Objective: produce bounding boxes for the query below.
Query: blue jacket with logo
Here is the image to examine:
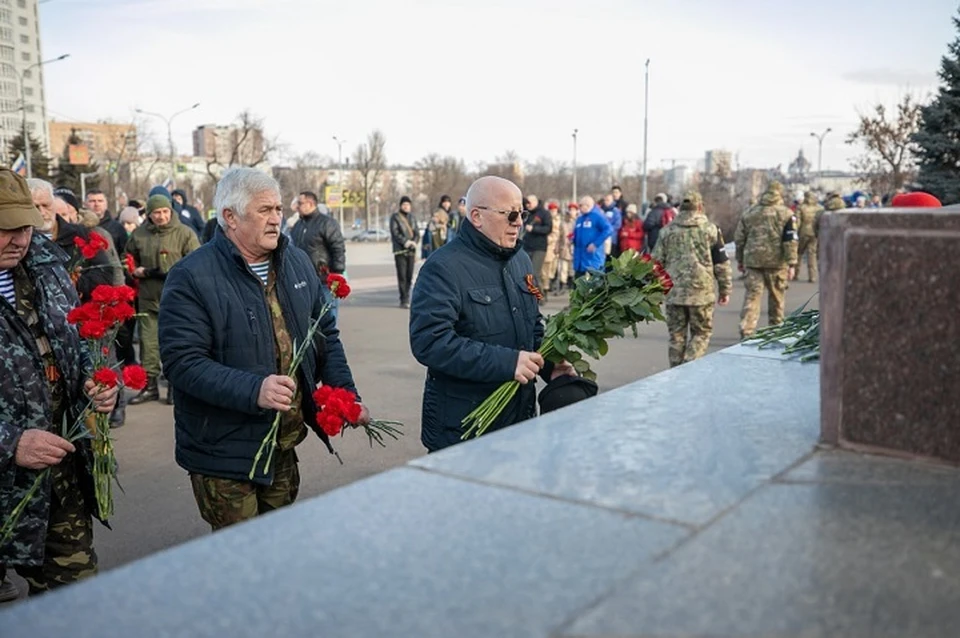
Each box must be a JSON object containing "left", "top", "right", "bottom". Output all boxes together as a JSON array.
[
  {"left": 409, "top": 222, "right": 547, "bottom": 452},
  {"left": 573, "top": 206, "right": 613, "bottom": 273},
  {"left": 159, "top": 231, "right": 358, "bottom": 485}
]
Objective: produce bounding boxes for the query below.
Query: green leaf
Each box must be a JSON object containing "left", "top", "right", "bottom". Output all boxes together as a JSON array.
[
  {"left": 565, "top": 350, "right": 582, "bottom": 362},
  {"left": 598, "top": 339, "right": 609, "bottom": 356},
  {"left": 553, "top": 339, "right": 569, "bottom": 356},
  {"left": 573, "top": 359, "right": 591, "bottom": 373},
  {"left": 607, "top": 273, "right": 626, "bottom": 288},
  {"left": 573, "top": 320, "right": 595, "bottom": 332},
  {"left": 582, "top": 369, "right": 598, "bottom": 382}
]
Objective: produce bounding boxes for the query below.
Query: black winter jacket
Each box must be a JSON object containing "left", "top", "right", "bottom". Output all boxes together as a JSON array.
[
  {"left": 289, "top": 210, "right": 346, "bottom": 274},
  {"left": 522, "top": 205, "right": 552, "bottom": 252},
  {"left": 390, "top": 211, "right": 419, "bottom": 255},
  {"left": 410, "top": 221, "right": 546, "bottom": 452},
  {"left": 97, "top": 212, "right": 128, "bottom": 254},
  {"left": 158, "top": 231, "right": 358, "bottom": 485}
]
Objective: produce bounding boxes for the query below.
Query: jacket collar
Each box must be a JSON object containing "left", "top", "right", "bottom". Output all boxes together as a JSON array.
[
  {"left": 24, "top": 232, "right": 69, "bottom": 269},
  {"left": 459, "top": 216, "right": 522, "bottom": 262}
]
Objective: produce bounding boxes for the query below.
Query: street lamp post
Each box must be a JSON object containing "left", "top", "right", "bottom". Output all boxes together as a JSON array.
[
  {"left": 641, "top": 58, "right": 651, "bottom": 212},
  {"left": 332, "top": 136, "right": 346, "bottom": 228},
  {"left": 136, "top": 103, "right": 200, "bottom": 188},
  {"left": 572, "top": 128, "right": 578, "bottom": 204},
  {"left": 3, "top": 54, "right": 70, "bottom": 178},
  {"left": 810, "top": 128, "right": 832, "bottom": 185}
]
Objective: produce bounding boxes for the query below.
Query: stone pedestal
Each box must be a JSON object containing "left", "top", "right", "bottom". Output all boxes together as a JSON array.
[{"left": 820, "top": 208, "right": 960, "bottom": 462}]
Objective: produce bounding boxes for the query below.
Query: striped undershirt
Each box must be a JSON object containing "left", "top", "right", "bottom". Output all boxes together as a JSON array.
[
  {"left": 249, "top": 261, "right": 270, "bottom": 286},
  {"left": 0, "top": 269, "right": 14, "bottom": 306}
]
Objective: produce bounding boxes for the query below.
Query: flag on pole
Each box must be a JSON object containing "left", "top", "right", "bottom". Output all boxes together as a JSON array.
[{"left": 11, "top": 154, "right": 26, "bottom": 176}]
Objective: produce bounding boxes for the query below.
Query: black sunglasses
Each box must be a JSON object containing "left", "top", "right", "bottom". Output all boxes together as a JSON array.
[{"left": 474, "top": 205, "right": 529, "bottom": 223}]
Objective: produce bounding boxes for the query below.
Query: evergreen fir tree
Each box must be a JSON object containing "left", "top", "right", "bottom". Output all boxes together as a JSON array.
[
  {"left": 54, "top": 129, "right": 100, "bottom": 194},
  {"left": 913, "top": 12, "right": 960, "bottom": 204},
  {"left": 6, "top": 132, "right": 52, "bottom": 179}
]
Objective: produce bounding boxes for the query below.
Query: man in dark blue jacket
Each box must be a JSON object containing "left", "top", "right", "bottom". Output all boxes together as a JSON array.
[
  {"left": 410, "top": 176, "right": 574, "bottom": 452},
  {"left": 159, "top": 167, "right": 369, "bottom": 531}
]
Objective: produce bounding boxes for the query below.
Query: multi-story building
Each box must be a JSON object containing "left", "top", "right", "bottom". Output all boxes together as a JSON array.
[
  {"left": 0, "top": 0, "right": 51, "bottom": 161},
  {"left": 704, "top": 149, "right": 733, "bottom": 176},
  {"left": 48, "top": 120, "right": 137, "bottom": 164},
  {"left": 192, "top": 124, "right": 265, "bottom": 166}
]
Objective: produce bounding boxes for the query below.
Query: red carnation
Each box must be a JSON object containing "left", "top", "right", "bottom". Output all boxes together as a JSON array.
[
  {"left": 115, "top": 285, "right": 136, "bottom": 304},
  {"left": 92, "top": 367, "right": 119, "bottom": 388},
  {"left": 111, "top": 302, "right": 135, "bottom": 323},
  {"left": 344, "top": 401, "right": 362, "bottom": 424},
  {"left": 73, "top": 236, "right": 87, "bottom": 250},
  {"left": 79, "top": 320, "right": 111, "bottom": 340},
  {"left": 317, "top": 411, "right": 344, "bottom": 437},
  {"left": 122, "top": 365, "right": 148, "bottom": 391},
  {"left": 641, "top": 254, "right": 652, "bottom": 263},
  {"left": 91, "top": 285, "right": 116, "bottom": 304},
  {"left": 124, "top": 253, "right": 137, "bottom": 274},
  {"left": 326, "top": 274, "right": 351, "bottom": 299},
  {"left": 313, "top": 385, "right": 333, "bottom": 407},
  {"left": 102, "top": 346, "right": 109, "bottom": 355}
]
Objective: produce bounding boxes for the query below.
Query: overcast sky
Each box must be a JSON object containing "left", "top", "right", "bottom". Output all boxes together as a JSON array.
[{"left": 41, "top": 0, "right": 955, "bottom": 172}]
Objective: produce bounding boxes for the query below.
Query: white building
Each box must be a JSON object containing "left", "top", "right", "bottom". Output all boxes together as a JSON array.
[{"left": 0, "top": 0, "right": 51, "bottom": 162}]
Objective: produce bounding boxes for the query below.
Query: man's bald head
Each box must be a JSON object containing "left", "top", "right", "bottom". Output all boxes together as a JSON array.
[
  {"left": 464, "top": 176, "right": 524, "bottom": 249},
  {"left": 53, "top": 196, "right": 77, "bottom": 224},
  {"left": 524, "top": 194, "right": 539, "bottom": 210},
  {"left": 578, "top": 196, "right": 595, "bottom": 213}
]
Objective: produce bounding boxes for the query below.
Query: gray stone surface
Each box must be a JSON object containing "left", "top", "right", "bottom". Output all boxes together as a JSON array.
[
  {"left": 564, "top": 482, "right": 960, "bottom": 638},
  {"left": 0, "top": 467, "right": 686, "bottom": 638},
  {"left": 783, "top": 449, "right": 960, "bottom": 486},
  {"left": 414, "top": 351, "right": 820, "bottom": 526}
]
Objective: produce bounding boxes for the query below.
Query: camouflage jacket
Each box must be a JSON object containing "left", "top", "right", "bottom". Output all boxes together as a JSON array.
[
  {"left": 796, "top": 202, "right": 824, "bottom": 238},
  {"left": 0, "top": 234, "right": 97, "bottom": 566},
  {"left": 734, "top": 191, "right": 799, "bottom": 269},
  {"left": 652, "top": 212, "right": 733, "bottom": 306}
]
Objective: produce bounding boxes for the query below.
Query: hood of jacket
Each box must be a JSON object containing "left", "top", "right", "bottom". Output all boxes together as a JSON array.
[
  {"left": 674, "top": 211, "right": 707, "bottom": 227},
  {"left": 760, "top": 190, "right": 783, "bottom": 207}
]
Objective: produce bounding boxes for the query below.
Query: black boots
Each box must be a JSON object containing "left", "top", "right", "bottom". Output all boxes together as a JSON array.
[
  {"left": 129, "top": 376, "right": 159, "bottom": 405},
  {"left": 164, "top": 382, "right": 174, "bottom": 406}
]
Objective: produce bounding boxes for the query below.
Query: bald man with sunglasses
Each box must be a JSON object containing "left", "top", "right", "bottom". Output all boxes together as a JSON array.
[{"left": 409, "top": 176, "right": 575, "bottom": 452}]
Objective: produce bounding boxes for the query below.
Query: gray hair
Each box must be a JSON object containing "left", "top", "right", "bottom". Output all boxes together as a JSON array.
[
  {"left": 213, "top": 167, "right": 281, "bottom": 228},
  {"left": 26, "top": 178, "right": 54, "bottom": 198}
]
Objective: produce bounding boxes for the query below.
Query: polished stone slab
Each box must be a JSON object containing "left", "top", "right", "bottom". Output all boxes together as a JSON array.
[
  {"left": 0, "top": 468, "right": 686, "bottom": 638},
  {"left": 414, "top": 350, "right": 819, "bottom": 526},
  {"left": 819, "top": 209, "right": 960, "bottom": 460},
  {"left": 564, "top": 482, "right": 960, "bottom": 637},
  {"left": 783, "top": 449, "right": 960, "bottom": 486}
]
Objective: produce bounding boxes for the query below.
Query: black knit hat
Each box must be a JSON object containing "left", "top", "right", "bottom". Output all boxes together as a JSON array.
[
  {"left": 537, "top": 375, "right": 599, "bottom": 414},
  {"left": 53, "top": 187, "right": 81, "bottom": 214},
  {"left": 399, "top": 196, "right": 412, "bottom": 206}
]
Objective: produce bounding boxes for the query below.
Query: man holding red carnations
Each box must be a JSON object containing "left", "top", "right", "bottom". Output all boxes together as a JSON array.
[
  {"left": 159, "top": 168, "right": 369, "bottom": 531},
  {"left": 0, "top": 169, "right": 118, "bottom": 596}
]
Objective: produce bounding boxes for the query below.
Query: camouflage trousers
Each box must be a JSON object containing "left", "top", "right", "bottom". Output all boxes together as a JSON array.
[
  {"left": 665, "top": 303, "right": 715, "bottom": 367},
  {"left": 17, "top": 463, "right": 98, "bottom": 595},
  {"left": 797, "top": 236, "right": 818, "bottom": 282},
  {"left": 739, "top": 267, "right": 788, "bottom": 339},
  {"left": 189, "top": 448, "right": 300, "bottom": 531}
]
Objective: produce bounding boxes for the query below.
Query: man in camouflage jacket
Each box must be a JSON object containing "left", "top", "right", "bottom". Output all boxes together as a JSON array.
[
  {"left": 793, "top": 191, "right": 824, "bottom": 283},
  {"left": 734, "top": 182, "right": 799, "bottom": 339},
  {"left": 652, "top": 192, "right": 733, "bottom": 367},
  {"left": 0, "top": 168, "right": 118, "bottom": 596}
]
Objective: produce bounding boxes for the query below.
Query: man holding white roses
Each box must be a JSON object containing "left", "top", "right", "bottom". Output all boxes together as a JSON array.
[{"left": 159, "top": 168, "right": 369, "bottom": 531}]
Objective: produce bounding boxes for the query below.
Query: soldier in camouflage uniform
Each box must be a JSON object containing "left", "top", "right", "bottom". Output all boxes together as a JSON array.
[
  {"left": 818, "top": 193, "right": 847, "bottom": 230},
  {"left": 793, "top": 191, "right": 824, "bottom": 282},
  {"left": 734, "top": 182, "right": 799, "bottom": 339},
  {"left": 0, "top": 168, "right": 118, "bottom": 597},
  {"left": 652, "top": 192, "right": 733, "bottom": 367},
  {"left": 159, "top": 168, "right": 369, "bottom": 531}
]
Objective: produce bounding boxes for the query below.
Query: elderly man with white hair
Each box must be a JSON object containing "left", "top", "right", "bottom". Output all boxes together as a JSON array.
[{"left": 158, "top": 167, "right": 369, "bottom": 530}]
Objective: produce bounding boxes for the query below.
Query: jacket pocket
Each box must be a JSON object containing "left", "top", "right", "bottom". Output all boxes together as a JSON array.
[{"left": 465, "top": 286, "right": 507, "bottom": 337}]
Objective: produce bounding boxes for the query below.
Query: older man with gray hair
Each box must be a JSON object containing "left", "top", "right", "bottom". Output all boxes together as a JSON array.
[{"left": 158, "top": 167, "right": 368, "bottom": 530}]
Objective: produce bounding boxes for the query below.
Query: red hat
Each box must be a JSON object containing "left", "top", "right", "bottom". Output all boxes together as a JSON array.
[
  {"left": 891, "top": 192, "right": 941, "bottom": 208},
  {"left": 547, "top": 201, "right": 558, "bottom": 210},
  {"left": 567, "top": 202, "right": 579, "bottom": 210}
]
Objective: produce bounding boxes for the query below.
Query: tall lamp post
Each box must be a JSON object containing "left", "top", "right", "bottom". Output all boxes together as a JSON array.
[
  {"left": 2, "top": 53, "right": 70, "bottom": 178},
  {"left": 810, "top": 128, "right": 832, "bottom": 185},
  {"left": 572, "top": 128, "right": 578, "bottom": 204},
  {"left": 136, "top": 102, "right": 200, "bottom": 187},
  {"left": 332, "top": 136, "right": 346, "bottom": 228},
  {"left": 641, "top": 58, "right": 651, "bottom": 211}
]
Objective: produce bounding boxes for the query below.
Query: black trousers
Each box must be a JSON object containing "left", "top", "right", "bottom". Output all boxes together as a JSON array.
[{"left": 395, "top": 253, "right": 415, "bottom": 304}]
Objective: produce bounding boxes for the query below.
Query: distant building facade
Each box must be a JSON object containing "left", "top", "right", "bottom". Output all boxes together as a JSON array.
[{"left": 0, "top": 0, "right": 50, "bottom": 161}]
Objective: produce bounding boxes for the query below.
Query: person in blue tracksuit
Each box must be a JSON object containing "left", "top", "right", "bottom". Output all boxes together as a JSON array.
[{"left": 572, "top": 196, "right": 613, "bottom": 277}]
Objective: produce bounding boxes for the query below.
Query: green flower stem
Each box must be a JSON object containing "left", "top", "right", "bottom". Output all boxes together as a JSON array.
[{"left": 0, "top": 470, "right": 46, "bottom": 545}]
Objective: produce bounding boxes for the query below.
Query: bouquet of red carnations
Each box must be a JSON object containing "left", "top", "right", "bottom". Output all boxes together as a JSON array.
[
  {"left": 312, "top": 385, "right": 403, "bottom": 448},
  {"left": 66, "top": 284, "right": 149, "bottom": 518},
  {"left": 461, "top": 250, "right": 673, "bottom": 439}
]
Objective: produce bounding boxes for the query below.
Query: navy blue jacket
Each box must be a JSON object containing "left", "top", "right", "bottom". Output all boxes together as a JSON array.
[
  {"left": 158, "top": 231, "right": 358, "bottom": 485},
  {"left": 410, "top": 221, "right": 546, "bottom": 452}
]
